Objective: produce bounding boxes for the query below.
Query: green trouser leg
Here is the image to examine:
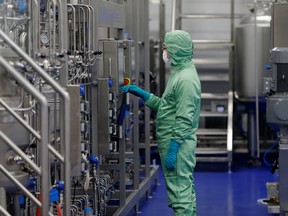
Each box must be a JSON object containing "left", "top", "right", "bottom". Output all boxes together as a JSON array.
[
  {"left": 159, "top": 139, "right": 197, "bottom": 216},
  {"left": 174, "top": 205, "right": 196, "bottom": 216},
  {"left": 172, "top": 179, "right": 197, "bottom": 216},
  {"left": 173, "top": 189, "right": 197, "bottom": 216}
]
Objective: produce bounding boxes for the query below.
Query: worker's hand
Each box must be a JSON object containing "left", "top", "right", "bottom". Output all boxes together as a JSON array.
[
  {"left": 120, "top": 85, "right": 151, "bottom": 101},
  {"left": 164, "top": 140, "right": 180, "bottom": 171}
]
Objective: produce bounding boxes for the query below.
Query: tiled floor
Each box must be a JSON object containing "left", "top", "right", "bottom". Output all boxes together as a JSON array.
[{"left": 130, "top": 161, "right": 277, "bottom": 216}]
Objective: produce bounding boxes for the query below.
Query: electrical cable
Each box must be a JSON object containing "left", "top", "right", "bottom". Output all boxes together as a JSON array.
[
  {"left": 263, "top": 136, "right": 279, "bottom": 167},
  {"left": 118, "top": 93, "right": 127, "bottom": 126}
]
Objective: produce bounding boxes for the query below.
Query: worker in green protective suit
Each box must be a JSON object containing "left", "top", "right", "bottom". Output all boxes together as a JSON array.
[{"left": 121, "top": 30, "right": 201, "bottom": 215}]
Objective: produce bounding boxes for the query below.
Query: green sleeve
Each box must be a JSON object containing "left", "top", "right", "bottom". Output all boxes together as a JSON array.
[
  {"left": 171, "top": 78, "right": 200, "bottom": 144},
  {"left": 144, "top": 94, "right": 161, "bottom": 111}
]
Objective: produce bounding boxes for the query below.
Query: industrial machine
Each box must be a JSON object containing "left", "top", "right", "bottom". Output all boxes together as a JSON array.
[
  {"left": 262, "top": 2, "right": 288, "bottom": 215},
  {"left": 0, "top": 0, "right": 159, "bottom": 216},
  {"left": 234, "top": 0, "right": 273, "bottom": 162},
  {"left": 265, "top": 47, "right": 288, "bottom": 216}
]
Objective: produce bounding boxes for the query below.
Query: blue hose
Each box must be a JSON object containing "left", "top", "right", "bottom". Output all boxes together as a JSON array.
[
  {"left": 118, "top": 94, "right": 127, "bottom": 126},
  {"left": 263, "top": 136, "right": 279, "bottom": 167}
]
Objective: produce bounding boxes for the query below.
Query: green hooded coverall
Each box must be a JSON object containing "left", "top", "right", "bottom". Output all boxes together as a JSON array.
[{"left": 145, "top": 30, "right": 201, "bottom": 215}]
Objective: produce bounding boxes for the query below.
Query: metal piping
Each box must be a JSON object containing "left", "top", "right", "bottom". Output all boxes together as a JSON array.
[
  {"left": 3, "top": 0, "right": 8, "bottom": 33},
  {"left": 78, "top": 7, "right": 82, "bottom": 50},
  {"left": 180, "top": 14, "right": 241, "bottom": 19},
  {"left": 48, "top": 144, "right": 65, "bottom": 163},
  {"left": 0, "top": 165, "right": 42, "bottom": 208},
  {"left": 84, "top": 5, "right": 91, "bottom": 57},
  {"left": 49, "top": 0, "right": 52, "bottom": 61},
  {"left": 227, "top": 91, "right": 233, "bottom": 171},
  {"left": 0, "top": 130, "right": 41, "bottom": 175},
  {"left": 0, "top": 31, "right": 70, "bottom": 142},
  {"left": 171, "top": 0, "right": 176, "bottom": 30},
  {"left": 0, "top": 56, "right": 48, "bottom": 214},
  {"left": 0, "top": 188, "right": 7, "bottom": 212},
  {"left": 0, "top": 30, "right": 71, "bottom": 216},
  {"left": 52, "top": 0, "right": 57, "bottom": 59},
  {"left": 27, "top": 0, "right": 32, "bottom": 56},
  {"left": 132, "top": 0, "right": 140, "bottom": 191},
  {"left": 31, "top": 0, "right": 40, "bottom": 56},
  {"left": 253, "top": 1, "right": 260, "bottom": 159},
  {"left": 0, "top": 17, "right": 29, "bottom": 21},
  {"left": 88, "top": 5, "right": 95, "bottom": 50},
  {"left": 0, "top": 205, "right": 11, "bottom": 216},
  {"left": 143, "top": 0, "right": 151, "bottom": 179},
  {"left": 57, "top": 0, "right": 64, "bottom": 51},
  {"left": 67, "top": 4, "right": 77, "bottom": 57},
  {"left": 80, "top": 7, "right": 86, "bottom": 54},
  {"left": 0, "top": 98, "right": 36, "bottom": 112}
]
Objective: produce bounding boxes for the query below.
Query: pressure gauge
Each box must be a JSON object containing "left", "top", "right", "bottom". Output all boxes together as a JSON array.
[{"left": 40, "top": 33, "right": 49, "bottom": 44}]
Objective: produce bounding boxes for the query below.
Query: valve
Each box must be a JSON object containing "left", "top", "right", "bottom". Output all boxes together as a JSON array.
[
  {"left": 56, "top": 180, "right": 65, "bottom": 192},
  {"left": 8, "top": 154, "right": 35, "bottom": 165},
  {"left": 124, "top": 78, "right": 131, "bottom": 86},
  {"left": 80, "top": 85, "right": 85, "bottom": 97},
  {"left": 84, "top": 207, "right": 92, "bottom": 216},
  {"left": 28, "top": 177, "right": 36, "bottom": 190},
  {"left": 88, "top": 155, "right": 99, "bottom": 167},
  {"left": 109, "top": 78, "right": 113, "bottom": 88},
  {"left": 55, "top": 52, "right": 65, "bottom": 58},
  {"left": 93, "top": 50, "right": 102, "bottom": 55},
  {"left": 36, "top": 53, "right": 46, "bottom": 58}
]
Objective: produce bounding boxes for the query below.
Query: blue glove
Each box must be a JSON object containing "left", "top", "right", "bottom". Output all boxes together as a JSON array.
[
  {"left": 120, "top": 85, "right": 151, "bottom": 101},
  {"left": 164, "top": 140, "right": 180, "bottom": 171}
]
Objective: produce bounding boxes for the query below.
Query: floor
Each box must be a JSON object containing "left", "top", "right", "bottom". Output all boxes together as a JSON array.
[{"left": 130, "top": 160, "right": 278, "bottom": 216}]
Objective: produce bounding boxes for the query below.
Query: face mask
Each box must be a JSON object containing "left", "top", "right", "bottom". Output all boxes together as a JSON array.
[{"left": 162, "top": 50, "right": 171, "bottom": 64}]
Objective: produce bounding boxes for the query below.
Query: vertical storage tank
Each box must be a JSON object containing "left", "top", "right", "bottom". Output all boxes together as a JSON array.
[
  {"left": 235, "top": 3, "right": 271, "bottom": 99},
  {"left": 0, "top": 67, "right": 30, "bottom": 191}
]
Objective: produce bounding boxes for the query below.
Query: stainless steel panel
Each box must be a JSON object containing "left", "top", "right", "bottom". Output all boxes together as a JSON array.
[
  {"left": 235, "top": 15, "right": 271, "bottom": 98},
  {"left": 124, "top": 0, "right": 133, "bottom": 35},
  {"left": 272, "top": 4, "right": 288, "bottom": 48},
  {"left": 123, "top": 40, "right": 135, "bottom": 81},
  {"left": 279, "top": 141, "right": 288, "bottom": 215},
  {"left": 97, "top": 79, "right": 110, "bottom": 155},
  {"left": 0, "top": 48, "right": 18, "bottom": 58},
  {"left": 0, "top": 67, "right": 20, "bottom": 97},
  {"left": 0, "top": 98, "right": 29, "bottom": 147},
  {"left": 97, "top": 0, "right": 125, "bottom": 29},
  {"left": 66, "top": 85, "right": 81, "bottom": 177},
  {"left": 103, "top": 41, "right": 124, "bottom": 93}
]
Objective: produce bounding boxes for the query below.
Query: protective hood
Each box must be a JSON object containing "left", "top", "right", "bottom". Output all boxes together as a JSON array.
[{"left": 164, "top": 30, "right": 194, "bottom": 68}]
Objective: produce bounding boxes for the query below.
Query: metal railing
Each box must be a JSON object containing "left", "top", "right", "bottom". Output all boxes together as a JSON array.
[
  {"left": 0, "top": 28, "right": 71, "bottom": 215},
  {"left": 0, "top": 56, "right": 50, "bottom": 216}
]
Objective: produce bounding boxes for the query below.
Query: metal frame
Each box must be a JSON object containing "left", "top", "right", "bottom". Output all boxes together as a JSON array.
[
  {"left": 112, "top": 166, "right": 159, "bottom": 216},
  {"left": 159, "top": 0, "right": 166, "bottom": 96}
]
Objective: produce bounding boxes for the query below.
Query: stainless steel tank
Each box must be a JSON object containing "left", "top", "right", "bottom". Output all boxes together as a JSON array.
[
  {"left": 0, "top": 67, "right": 30, "bottom": 191},
  {"left": 235, "top": 4, "right": 271, "bottom": 99}
]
